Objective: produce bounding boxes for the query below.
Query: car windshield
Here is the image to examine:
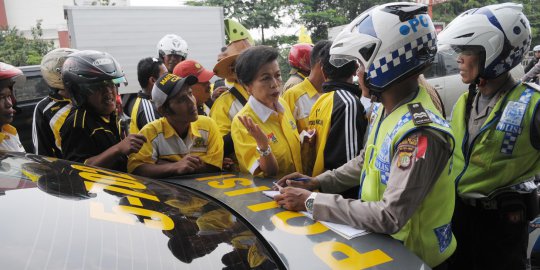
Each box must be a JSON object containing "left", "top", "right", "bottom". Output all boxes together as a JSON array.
[{"left": 0, "top": 152, "right": 279, "bottom": 269}]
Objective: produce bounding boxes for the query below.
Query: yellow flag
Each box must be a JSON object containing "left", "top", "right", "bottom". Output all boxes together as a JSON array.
[{"left": 298, "top": 25, "right": 312, "bottom": 44}]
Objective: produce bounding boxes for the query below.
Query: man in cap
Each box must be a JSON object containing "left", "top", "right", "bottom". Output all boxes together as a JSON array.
[
  {"left": 128, "top": 73, "right": 224, "bottom": 177},
  {"left": 173, "top": 59, "right": 214, "bottom": 116},
  {"left": 32, "top": 48, "right": 78, "bottom": 157}
]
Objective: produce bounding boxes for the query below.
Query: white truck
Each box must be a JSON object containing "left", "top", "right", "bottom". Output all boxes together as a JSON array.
[{"left": 64, "top": 5, "right": 225, "bottom": 94}]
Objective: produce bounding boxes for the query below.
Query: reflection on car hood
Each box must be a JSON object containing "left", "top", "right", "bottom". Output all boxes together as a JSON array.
[{"left": 0, "top": 152, "right": 278, "bottom": 269}]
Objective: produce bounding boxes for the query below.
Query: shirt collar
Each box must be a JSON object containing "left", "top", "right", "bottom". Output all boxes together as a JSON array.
[
  {"left": 0, "top": 124, "right": 17, "bottom": 142},
  {"left": 303, "top": 78, "right": 320, "bottom": 98},
  {"left": 162, "top": 117, "right": 200, "bottom": 139},
  {"left": 248, "top": 96, "right": 284, "bottom": 123}
]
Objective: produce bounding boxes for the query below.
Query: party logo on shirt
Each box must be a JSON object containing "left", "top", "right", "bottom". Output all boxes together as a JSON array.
[
  {"left": 191, "top": 137, "right": 208, "bottom": 153},
  {"left": 266, "top": 132, "right": 278, "bottom": 143}
]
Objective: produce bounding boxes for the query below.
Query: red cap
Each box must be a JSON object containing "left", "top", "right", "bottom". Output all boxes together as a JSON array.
[{"left": 173, "top": 59, "right": 214, "bottom": 83}]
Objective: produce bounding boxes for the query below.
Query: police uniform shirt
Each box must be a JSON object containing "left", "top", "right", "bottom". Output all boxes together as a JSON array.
[
  {"left": 307, "top": 81, "right": 367, "bottom": 176},
  {"left": 61, "top": 109, "right": 126, "bottom": 172},
  {"left": 231, "top": 96, "right": 302, "bottom": 177},
  {"left": 127, "top": 91, "right": 160, "bottom": 134},
  {"left": 127, "top": 116, "right": 223, "bottom": 173},
  {"left": 0, "top": 124, "right": 25, "bottom": 152},
  {"left": 282, "top": 78, "right": 320, "bottom": 132},
  {"left": 32, "top": 91, "right": 72, "bottom": 158},
  {"left": 466, "top": 78, "right": 540, "bottom": 150}
]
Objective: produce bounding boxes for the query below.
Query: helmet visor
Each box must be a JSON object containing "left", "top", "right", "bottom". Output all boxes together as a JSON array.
[{"left": 329, "top": 55, "right": 358, "bottom": 68}]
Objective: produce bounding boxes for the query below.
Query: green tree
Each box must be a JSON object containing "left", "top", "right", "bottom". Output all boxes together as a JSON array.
[
  {"left": 186, "top": 0, "right": 290, "bottom": 44},
  {"left": 0, "top": 20, "right": 54, "bottom": 66}
]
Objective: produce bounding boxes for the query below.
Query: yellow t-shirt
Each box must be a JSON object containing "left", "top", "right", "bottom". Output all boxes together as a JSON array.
[
  {"left": 282, "top": 78, "right": 320, "bottom": 133},
  {"left": 231, "top": 96, "right": 302, "bottom": 177},
  {"left": 127, "top": 116, "right": 223, "bottom": 173},
  {"left": 0, "top": 124, "right": 25, "bottom": 152},
  {"left": 209, "top": 82, "right": 249, "bottom": 137}
]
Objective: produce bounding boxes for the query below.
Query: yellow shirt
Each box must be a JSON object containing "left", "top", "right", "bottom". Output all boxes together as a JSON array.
[
  {"left": 127, "top": 116, "right": 223, "bottom": 173},
  {"left": 282, "top": 78, "right": 320, "bottom": 132},
  {"left": 209, "top": 82, "right": 249, "bottom": 137},
  {"left": 231, "top": 96, "right": 302, "bottom": 177},
  {"left": 0, "top": 124, "right": 25, "bottom": 152}
]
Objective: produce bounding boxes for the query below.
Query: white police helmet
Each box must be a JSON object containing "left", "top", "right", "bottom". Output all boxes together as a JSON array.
[
  {"left": 437, "top": 3, "right": 531, "bottom": 79},
  {"left": 157, "top": 34, "right": 189, "bottom": 59},
  {"left": 330, "top": 2, "right": 436, "bottom": 92}
]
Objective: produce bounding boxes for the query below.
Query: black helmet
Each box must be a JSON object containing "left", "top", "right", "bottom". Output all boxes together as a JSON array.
[{"left": 61, "top": 50, "right": 127, "bottom": 107}]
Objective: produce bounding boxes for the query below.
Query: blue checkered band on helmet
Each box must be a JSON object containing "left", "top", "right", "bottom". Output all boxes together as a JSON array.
[
  {"left": 487, "top": 36, "right": 531, "bottom": 78},
  {"left": 499, "top": 88, "right": 534, "bottom": 154},
  {"left": 369, "top": 32, "right": 435, "bottom": 88}
]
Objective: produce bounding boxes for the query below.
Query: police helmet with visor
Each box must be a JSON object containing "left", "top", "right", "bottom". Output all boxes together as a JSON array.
[
  {"left": 330, "top": 2, "right": 437, "bottom": 93},
  {"left": 157, "top": 34, "right": 189, "bottom": 60},
  {"left": 437, "top": 3, "right": 531, "bottom": 80}
]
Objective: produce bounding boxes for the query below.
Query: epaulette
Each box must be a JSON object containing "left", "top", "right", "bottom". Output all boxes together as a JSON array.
[
  {"left": 408, "top": 102, "right": 432, "bottom": 126},
  {"left": 524, "top": 82, "right": 540, "bottom": 92}
]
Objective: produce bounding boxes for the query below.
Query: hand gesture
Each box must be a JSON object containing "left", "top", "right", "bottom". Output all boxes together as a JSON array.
[
  {"left": 117, "top": 134, "right": 147, "bottom": 155},
  {"left": 238, "top": 115, "right": 268, "bottom": 148}
]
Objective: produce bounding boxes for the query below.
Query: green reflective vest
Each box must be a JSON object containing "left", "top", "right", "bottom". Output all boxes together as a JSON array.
[
  {"left": 360, "top": 86, "right": 456, "bottom": 267},
  {"left": 451, "top": 83, "right": 540, "bottom": 196}
]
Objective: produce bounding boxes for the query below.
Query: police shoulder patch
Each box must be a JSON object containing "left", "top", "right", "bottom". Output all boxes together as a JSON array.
[{"left": 408, "top": 103, "right": 432, "bottom": 126}]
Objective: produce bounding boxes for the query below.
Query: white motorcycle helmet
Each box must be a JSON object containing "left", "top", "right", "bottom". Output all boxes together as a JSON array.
[
  {"left": 330, "top": 2, "right": 436, "bottom": 92},
  {"left": 157, "top": 34, "right": 189, "bottom": 59},
  {"left": 40, "top": 48, "right": 79, "bottom": 90},
  {"left": 437, "top": 3, "right": 531, "bottom": 80}
]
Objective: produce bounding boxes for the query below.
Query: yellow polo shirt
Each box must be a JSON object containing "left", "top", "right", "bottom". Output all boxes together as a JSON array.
[
  {"left": 209, "top": 81, "right": 249, "bottom": 137},
  {"left": 231, "top": 96, "right": 302, "bottom": 177},
  {"left": 127, "top": 116, "right": 223, "bottom": 173},
  {"left": 282, "top": 78, "right": 320, "bottom": 132},
  {"left": 0, "top": 124, "right": 25, "bottom": 152}
]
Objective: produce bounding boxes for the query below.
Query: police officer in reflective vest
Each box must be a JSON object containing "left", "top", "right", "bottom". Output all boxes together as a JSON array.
[
  {"left": 274, "top": 3, "right": 456, "bottom": 268},
  {"left": 438, "top": 3, "right": 540, "bottom": 269}
]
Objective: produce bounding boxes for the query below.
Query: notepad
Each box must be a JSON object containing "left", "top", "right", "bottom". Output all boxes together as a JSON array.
[
  {"left": 301, "top": 211, "right": 370, "bottom": 240},
  {"left": 262, "top": 190, "right": 280, "bottom": 198}
]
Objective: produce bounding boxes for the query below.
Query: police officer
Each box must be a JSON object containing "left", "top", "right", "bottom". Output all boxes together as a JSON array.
[
  {"left": 274, "top": 3, "right": 456, "bottom": 268},
  {"left": 437, "top": 3, "right": 540, "bottom": 269},
  {"left": 32, "top": 48, "right": 78, "bottom": 157},
  {"left": 60, "top": 50, "right": 146, "bottom": 172}
]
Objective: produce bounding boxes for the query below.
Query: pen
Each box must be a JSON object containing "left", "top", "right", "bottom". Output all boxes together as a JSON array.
[
  {"left": 273, "top": 181, "right": 283, "bottom": 191},
  {"left": 291, "top": 177, "right": 310, "bottom": 182}
]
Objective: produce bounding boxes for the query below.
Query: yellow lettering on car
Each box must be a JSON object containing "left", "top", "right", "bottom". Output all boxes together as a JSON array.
[
  {"left": 208, "top": 177, "right": 252, "bottom": 189},
  {"left": 117, "top": 205, "right": 174, "bottom": 230},
  {"left": 71, "top": 164, "right": 135, "bottom": 180},
  {"left": 313, "top": 241, "right": 393, "bottom": 270},
  {"left": 225, "top": 186, "right": 270, "bottom": 196},
  {"left": 84, "top": 181, "right": 159, "bottom": 202},
  {"left": 89, "top": 201, "right": 134, "bottom": 225},
  {"left": 196, "top": 174, "right": 236, "bottom": 181},
  {"left": 80, "top": 173, "right": 147, "bottom": 189},
  {"left": 270, "top": 211, "right": 328, "bottom": 235}
]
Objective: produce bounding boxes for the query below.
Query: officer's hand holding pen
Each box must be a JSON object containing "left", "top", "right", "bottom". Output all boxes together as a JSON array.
[{"left": 273, "top": 172, "right": 320, "bottom": 191}]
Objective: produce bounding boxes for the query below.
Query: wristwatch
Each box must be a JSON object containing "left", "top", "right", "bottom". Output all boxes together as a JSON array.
[
  {"left": 256, "top": 145, "right": 272, "bottom": 156},
  {"left": 305, "top": 192, "right": 317, "bottom": 214}
]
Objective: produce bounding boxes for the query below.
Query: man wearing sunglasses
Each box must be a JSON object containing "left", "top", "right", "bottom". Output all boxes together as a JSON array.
[{"left": 60, "top": 50, "right": 146, "bottom": 172}]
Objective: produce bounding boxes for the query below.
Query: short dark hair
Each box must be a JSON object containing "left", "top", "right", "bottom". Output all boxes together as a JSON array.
[
  {"left": 320, "top": 42, "right": 357, "bottom": 81},
  {"left": 235, "top": 46, "right": 279, "bottom": 86},
  {"left": 137, "top": 57, "right": 164, "bottom": 89},
  {"left": 310, "top": 40, "right": 330, "bottom": 68}
]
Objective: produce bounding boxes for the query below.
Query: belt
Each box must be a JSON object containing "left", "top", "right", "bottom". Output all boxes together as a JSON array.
[{"left": 460, "top": 197, "right": 498, "bottom": 210}]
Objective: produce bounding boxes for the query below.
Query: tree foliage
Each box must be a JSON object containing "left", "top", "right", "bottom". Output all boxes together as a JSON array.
[{"left": 0, "top": 20, "right": 54, "bottom": 66}]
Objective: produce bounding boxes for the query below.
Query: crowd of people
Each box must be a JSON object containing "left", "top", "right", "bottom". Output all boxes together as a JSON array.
[{"left": 0, "top": 2, "right": 539, "bottom": 269}]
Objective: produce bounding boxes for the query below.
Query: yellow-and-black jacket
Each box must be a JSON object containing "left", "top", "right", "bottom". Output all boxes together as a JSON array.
[{"left": 308, "top": 81, "right": 367, "bottom": 176}]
